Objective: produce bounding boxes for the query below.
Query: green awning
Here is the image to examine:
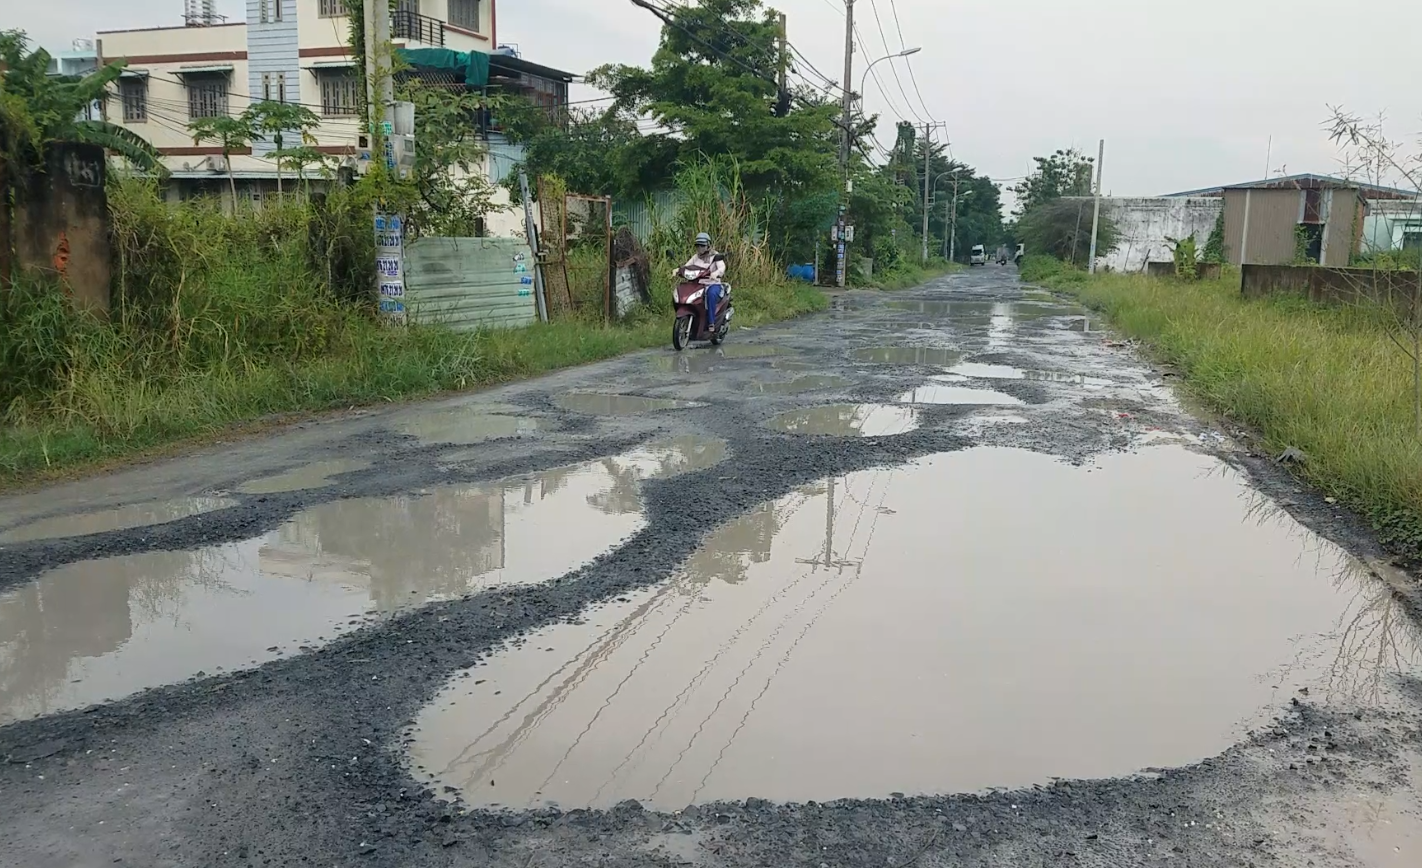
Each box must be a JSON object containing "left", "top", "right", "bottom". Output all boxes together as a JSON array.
[{"left": 396, "top": 47, "right": 489, "bottom": 88}]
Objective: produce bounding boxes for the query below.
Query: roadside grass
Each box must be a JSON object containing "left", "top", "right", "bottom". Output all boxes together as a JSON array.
[
  {"left": 867, "top": 260, "right": 963, "bottom": 290},
  {"left": 0, "top": 274, "right": 822, "bottom": 487},
  {"left": 1022, "top": 255, "right": 1422, "bottom": 558}
]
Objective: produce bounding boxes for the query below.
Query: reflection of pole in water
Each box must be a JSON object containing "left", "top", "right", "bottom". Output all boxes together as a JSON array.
[{"left": 824, "top": 476, "right": 834, "bottom": 568}]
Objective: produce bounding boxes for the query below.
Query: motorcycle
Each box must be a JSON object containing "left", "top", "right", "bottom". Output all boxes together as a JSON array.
[{"left": 671, "top": 255, "right": 733, "bottom": 351}]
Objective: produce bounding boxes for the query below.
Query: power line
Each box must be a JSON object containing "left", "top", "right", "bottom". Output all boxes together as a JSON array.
[
  {"left": 887, "top": 0, "right": 933, "bottom": 121},
  {"left": 864, "top": 0, "right": 923, "bottom": 123}
]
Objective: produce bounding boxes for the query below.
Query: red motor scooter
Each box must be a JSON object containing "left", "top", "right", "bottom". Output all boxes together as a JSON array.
[{"left": 671, "top": 254, "right": 733, "bottom": 351}]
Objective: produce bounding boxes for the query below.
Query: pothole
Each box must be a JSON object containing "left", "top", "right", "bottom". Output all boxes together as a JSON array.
[
  {"left": 852, "top": 347, "right": 962, "bottom": 366},
  {"left": 899, "top": 385, "right": 1024, "bottom": 406},
  {"left": 408, "top": 445, "right": 1421, "bottom": 810},
  {"left": 397, "top": 409, "right": 547, "bottom": 446},
  {"left": 0, "top": 449, "right": 670, "bottom": 724},
  {"left": 747, "top": 375, "right": 851, "bottom": 395},
  {"left": 237, "top": 459, "right": 372, "bottom": 495},
  {"left": 945, "top": 364, "right": 1112, "bottom": 387},
  {"left": 555, "top": 393, "right": 701, "bottom": 415},
  {"left": 650, "top": 346, "right": 787, "bottom": 374},
  {"left": 0, "top": 496, "right": 238, "bottom": 544},
  {"left": 765, "top": 404, "right": 920, "bottom": 437}
]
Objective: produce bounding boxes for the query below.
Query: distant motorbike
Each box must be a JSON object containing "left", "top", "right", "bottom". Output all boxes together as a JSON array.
[{"left": 672, "top": 256, "right": 733, "bottom": 351}]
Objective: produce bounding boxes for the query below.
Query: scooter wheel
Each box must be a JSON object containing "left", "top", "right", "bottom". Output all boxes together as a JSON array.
[{"left": 673, "top": 315, "right": 692, "bottom": 351}]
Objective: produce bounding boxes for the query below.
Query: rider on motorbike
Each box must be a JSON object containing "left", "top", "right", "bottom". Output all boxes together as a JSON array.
[{"left": 678, "top": 232, "right": 727, "bottom": 328}]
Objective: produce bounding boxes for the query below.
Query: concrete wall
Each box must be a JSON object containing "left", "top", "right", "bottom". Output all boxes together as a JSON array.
[
  {"left": 1097, "top": 197, "right": 1222, "bottom": 273},
  {"left": 1223, "top": 188, "right": 1301, "bottom": 265},
  {"left": 1241, "top": 264, "right": 1421, "bottom": 315},
  {"left": 1322, "top": 190, "right": 1364, "bottom": 267},
  {"left": 247, "top": 0, "right": 302, "bottom": 157},
  {"left": 12, "top": 143, "right": 112, "bottom": 312}
]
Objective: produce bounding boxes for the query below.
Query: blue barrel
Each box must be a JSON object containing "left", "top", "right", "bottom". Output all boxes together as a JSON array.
[{"left": 787, "top": 264, "right": 816, "bottom": 283}]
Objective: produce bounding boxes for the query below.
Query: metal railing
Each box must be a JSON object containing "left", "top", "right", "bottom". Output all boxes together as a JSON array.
[{"left": 392, "top": 10, "right": 444, "bottom": 47}]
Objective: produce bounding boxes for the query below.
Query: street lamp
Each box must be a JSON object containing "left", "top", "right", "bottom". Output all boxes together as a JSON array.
[
  {"left": 859, "top": 47, "right": 922, "bottom": 106},
  {"left": 931, "top": 168, "right": 969, "bottom": 262}
]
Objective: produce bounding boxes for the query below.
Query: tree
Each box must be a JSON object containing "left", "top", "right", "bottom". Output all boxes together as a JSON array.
[
  {"left": 187, "top": 115, "right": 252, "bottom": 205},
  {"left": 1010, "top": 147, "right": 1095, "bottom": 217},
  {"left": 586, "top": 0, "right": 840, "bottom": 261},
  {"left": 393, "top": 80, "right": 501, "bottom": 238},
  {"left": 241, "top": 100, "right": 321, "bottom": 197},
  {"left": 1017, "top": 197, "right": 1118, "bottom": 266},
  {"left": 0, "top": 30, "right": 164, "bottom": 177}
]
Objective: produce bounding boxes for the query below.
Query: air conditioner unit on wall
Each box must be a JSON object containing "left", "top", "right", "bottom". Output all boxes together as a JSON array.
[{"left": 210, "top": 155, "right": 228, "bottom": 173}]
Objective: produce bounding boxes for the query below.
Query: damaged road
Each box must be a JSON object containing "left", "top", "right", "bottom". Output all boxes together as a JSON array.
[{"left": 1, "top": 267, "right": 1420, "bottom": 867}]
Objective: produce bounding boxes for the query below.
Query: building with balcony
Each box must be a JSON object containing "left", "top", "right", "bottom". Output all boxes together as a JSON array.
[{"left": 96, "top": 0, "right": 571, "bottom": 233}]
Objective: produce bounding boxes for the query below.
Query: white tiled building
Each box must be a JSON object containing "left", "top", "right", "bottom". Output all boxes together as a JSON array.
[{"left": 97, "top": 1, "right": 570, "bottom": 233}]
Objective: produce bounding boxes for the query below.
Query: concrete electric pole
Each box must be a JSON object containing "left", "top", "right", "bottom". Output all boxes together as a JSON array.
[
  {"left": 836, "top": 0, "right": 855, "bottom": 288},
  {"left": 921, "top": 123, "right": 932, "bottom": 264},
  {"left": 1087, "top": 138, "right": 1105, "bottom": 274}
]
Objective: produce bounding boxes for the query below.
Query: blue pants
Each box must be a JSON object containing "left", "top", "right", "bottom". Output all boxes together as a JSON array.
[{"left": 706, "top": 283, "right": 724, "bottom": 328}]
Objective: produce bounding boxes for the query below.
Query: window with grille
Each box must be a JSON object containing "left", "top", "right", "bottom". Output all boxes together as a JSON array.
[
  {"left": 259, "top": 0, "right": 283, "bottom": 22},
  {"left": 319, "top": 71, "right": 360, "bottom": 117},
  {"left": 261, "top": 72, "right": 288, "bottom": 103},
  {"left": 119, "top": 79, "right": 147, "bottom": 123},
  {"left": 187, "top": 75, "right": 228, "bottom": 119},
  {"left": 318, "top": 0, "right": 347, "bottom": 16},
  {"left": 449, "top": 0, "right": 481, "bottom": 31}
]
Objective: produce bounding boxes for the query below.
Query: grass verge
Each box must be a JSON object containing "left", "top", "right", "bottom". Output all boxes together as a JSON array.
[
  {"left": 1022, "top": 255, "right": 1422, "bottom": 559},
  {"left": 866, "top": 260, "right": 963, "bottom": 291},
  {"left": 0, "top": 282, "right": 824, "bottom": 488}
]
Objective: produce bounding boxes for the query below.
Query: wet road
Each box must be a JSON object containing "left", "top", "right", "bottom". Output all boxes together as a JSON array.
[{"left": 2, "top": 267, "right": 1421, "bottom": 867}]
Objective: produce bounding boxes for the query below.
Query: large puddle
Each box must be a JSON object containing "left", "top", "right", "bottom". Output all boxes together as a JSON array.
[
  {"left": 765, "top": 404, "right": 920, "bottom": 437},
  {"left": 898, "top": 385, "right": 1024, "bottom": 406},
  {"left": 0, "top": 444, "right": 718, "bottom": 724},
  {"left": 398, "top": 410, "right": 546, "bottom": 446},
  {"left": 947, "top": 362, "right": 1112, "bottom": 387},
  {"left": 409, "top": 445, "right": 1422, "bottom": 810},
  {"left": 555, "top": 393, "right": 700, "bottom": 415},
  {"left": 650, "top": 345, "right": 786, "bottom": 374},
  {"left": 747, "top": 375, "right": 851, "bottom": 395},
  {"left": 852, "top": 347, "right": 962, "bottom": 366},
  {"left": 0, "top": 497, "right": 238, "bottom": 544},
  {"left": 238, "top": 459, "right": 372, "bottom": 495}
]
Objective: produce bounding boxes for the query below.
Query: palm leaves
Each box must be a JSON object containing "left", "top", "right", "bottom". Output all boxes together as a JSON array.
[{"left": 1, "top": 29, "right": 165, "bottom": 177}]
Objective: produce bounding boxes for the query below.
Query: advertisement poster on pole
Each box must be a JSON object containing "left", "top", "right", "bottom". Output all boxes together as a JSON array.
[{"left": 375, "top": 212, "right": 406, "bottom": 324}]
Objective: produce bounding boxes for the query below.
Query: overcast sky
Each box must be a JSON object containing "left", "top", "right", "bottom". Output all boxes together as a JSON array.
[{"left": 19, "top": 0, "right": 1422, "bottom": 199}]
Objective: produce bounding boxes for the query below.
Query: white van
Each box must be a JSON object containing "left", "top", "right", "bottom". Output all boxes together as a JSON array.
[{"left": 969, "top": 244, "right": 987, "bottom": 266}]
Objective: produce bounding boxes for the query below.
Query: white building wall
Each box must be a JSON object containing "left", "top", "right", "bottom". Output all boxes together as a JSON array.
[
  {"left": 1362, "top": 199, "right": 1422, "bottom": 253},
  {"left": 1096, "top": 197, "right": 1223, "bottom": 273}
]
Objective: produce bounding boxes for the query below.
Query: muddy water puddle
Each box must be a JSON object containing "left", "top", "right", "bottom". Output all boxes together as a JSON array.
[
  {"left": 238, "top": 459, "right": 372, "bottom": 495},
  {"left": 765, "top": 404, "right": 920, "bottom": 437},
  {"left": 398, "top": 409, "right": 546, "bottom": 446},
  {"left": 409, "top": 445, "right": 1422, "bottom": 810},
  {"left": 898, "top": 384, "right": 1024, "bottom": 406},
  {"left": 947, "top": 362, "right": 1112, "bottom": 387},
  {"left": 747, "top": 375, "right": 851, "bottom": 395},
  {"left": 852, "top": 347, "right": 962, "bottom": 366},
  {"left": 0, "top": 496, "right": 238, "bottom": 544},
  {"left": 0, "top": 446, "right": 698, "bottom": 724},
  {"left": 650, "top": 346, "right": 786, "bottom": 374},
  {"left": 555, "top": 393, "right": 700, "bottom": 415}
]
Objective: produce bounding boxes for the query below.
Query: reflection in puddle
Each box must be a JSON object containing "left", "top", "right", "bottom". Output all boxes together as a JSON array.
[
  {"left": 555, "top": 393, "right": 700, "bottom": 415},
  {"left": 765, "top": 404, "right": 920, "bottom": 437},
  {"left": 238, "top": 459, "right": 372, "bottom": 495},
  {"left": 0, "top": 450, "right": 665, "bottom": 723},
  {"left": 852, "top": 347, "right": 962, "bottom": 366},
  {"left": 0, "top": 497, "right": 238, "bottom": 544},
  {"left": 747, "top": 375, "right": 851, "bottom": 395},
  {"left": 650, "top": 346, "right": 786, "bottom": 375},
  {"left": 398, "top": 410, "right": 545, "bottom": 446},
  {"left": 899, "top": 385, "right": 1024, "bottom": 406},
  {"left": 410, "top": 446, "right": 1422, "bottom": 810},
  {"left": 945, "top": 364, "right": 1113, "bottom": 387}
]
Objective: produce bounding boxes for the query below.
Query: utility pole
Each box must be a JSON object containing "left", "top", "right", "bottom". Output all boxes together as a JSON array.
[
  {"left": 777, "top": 12, "right": 788, "bottom": 105},
  {"left": 367, "top": 0, "right": 406, "bottom": 324},
  {"left": 921, "top": 123, "right": 932, "bottom": 264},
  {"left": 948, "top": 174, "right": 961, "bottom": 263},
  {"left": 836, "top": 0, "right": 855, "bottom": 288},
  {"left": 1086, "top": 138, "right": 1105, "bottom": 274}
]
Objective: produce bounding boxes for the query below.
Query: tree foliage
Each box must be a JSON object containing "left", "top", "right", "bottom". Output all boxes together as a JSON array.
[
  {"left": 1016, "top": 197, "right": 1118, "bottom": 266},
  {"left": 0, "top": 30, "right": 165, "bottom": 180},
  {"left": 1010, "top": 147, "right": 1095, "bottom": 217}
]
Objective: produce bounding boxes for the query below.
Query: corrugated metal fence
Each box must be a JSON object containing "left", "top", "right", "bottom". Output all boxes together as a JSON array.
[
  {"left": 613, "top": 190, "right": 682, "bottom": 244},
  {"left": 403, "top": 237, "right": 538, "bottom": 331}
]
